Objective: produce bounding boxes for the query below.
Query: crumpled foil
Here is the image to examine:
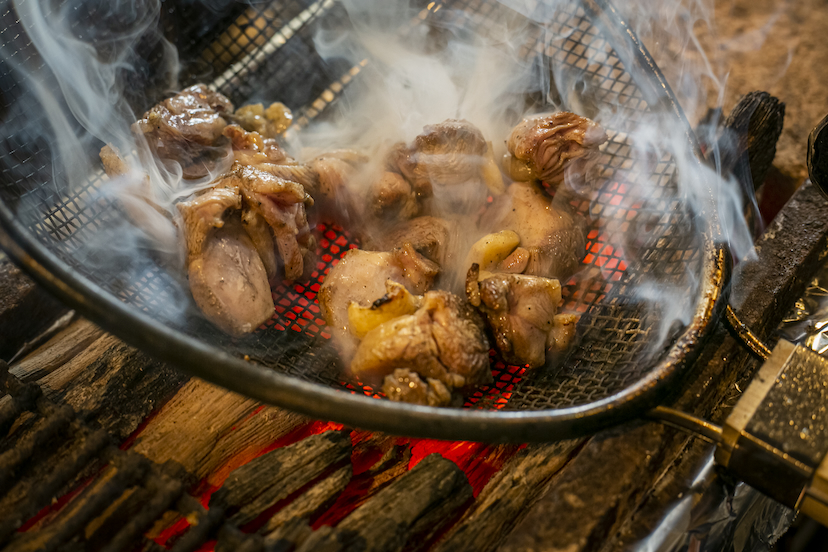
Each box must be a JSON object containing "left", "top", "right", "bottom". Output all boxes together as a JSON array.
[{"left": 633, "top": 257, "right": 828, "bottom": 551}]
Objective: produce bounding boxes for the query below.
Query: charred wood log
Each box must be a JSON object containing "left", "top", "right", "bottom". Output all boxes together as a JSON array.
[
  {"left": 722, "top": 91, "right": 785, "bottom": 192},
  {"left": 432, "top": 440, "right": 582, "bottom": 552},
  {"left": 261, "top": 465, "right": 352, "bottom": 536},
  {"left": 4, "top": 451, "right": 149, "bottom": 552},
  {"left": 702, "top": 91, "right": 785, "bottom": 238},
  {"left": 217, "top": 431, "right": 352, "bottom": 527},
  {"left": 0, "top": 259, "right": 66, "bottom": 362},
  {"left": 296, "top": 454, "right": 473, "bottom": 552}
]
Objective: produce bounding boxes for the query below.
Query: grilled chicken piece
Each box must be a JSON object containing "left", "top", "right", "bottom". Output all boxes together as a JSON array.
[
  {"left": 504, "top": 112, "right": 607, "bottom": 188},
  {"left": 318, "top": 248, "right": 439, "bottom": 359},
  {"left": 223, "top": 124, "right": 292, "bottom": 165},
  {"left": 241, "top": 207, "right": 278, "bottom": 282},
  {"left": 370, "top": 216, "right": 457, "bottom": 268},
  {"left": 223, "top": 124, "right": 319, "bottom": 191},
  {"left": 177, "top": 183, "right": 274, "bottom": 335},
  {"left": 234, "top": 163, "right": 314, "bottom": 281},
  {"left": 133, "top": 84, "right": 234, "bottom": 179},
  {"left": 351, "top": 290, "right": 491, "bottom": 397},
  {"left": 487, "top": 181, "right": 587, "bottom": 280},
  {"left": 382, "top": 368, "right": 453, "bottom": 407},
  {"left": 100, "top": 145, "right": 178, "bottom": 246},
  {"left": 368, "top": 171, "right": 420, "bottom": 220},
  {"left": 385, "top": 119, "right": 491, "bottom": 215},
  {"left": 466, "top": 264, "right": 565, "bottom": 368},
  {"left": 229, "top": 102, "right": 293, "bottom": 138}
]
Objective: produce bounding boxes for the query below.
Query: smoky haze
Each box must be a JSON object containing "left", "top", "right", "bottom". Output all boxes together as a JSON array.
[{"left": 0, "top": 0, "right": 787, "bottom": 358}]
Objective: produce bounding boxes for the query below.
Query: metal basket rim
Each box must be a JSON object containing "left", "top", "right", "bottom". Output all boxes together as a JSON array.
[{"left": 0, "top": 0, "right": 730, "bottom": 442}]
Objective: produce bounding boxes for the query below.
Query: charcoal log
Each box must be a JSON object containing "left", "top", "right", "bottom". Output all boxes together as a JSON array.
[
  {"left": 0, "top": 259, "right": 66, "bottom": 362},
  {"left": 216, "top": 430, "right": 352, "bottom": 527},
  {"left": 433, "top": 440, "right": 581, "bottom": 552},
  {"left": 296, "top": 454, "right": 472, "bottom": 552},
  {"left": 261, "top": 465, "right": 352, "bottom": 535}
]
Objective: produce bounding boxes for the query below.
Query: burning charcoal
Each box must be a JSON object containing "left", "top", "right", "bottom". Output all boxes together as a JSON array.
[
  {"left": 503, "top": 112, "right": 607, "bottom": 189},
  {"left": 215, "top": 431, "right": 352, "bottom": 527},
  {"left": 350, "top": 290, "right": 491, "bottom": 400},
  {"left": 433, "top": 441, "right": 580, "bottom": 552},
  {"left": 466, "top": 264, "right": 569, "bottom": 368},
  {"left": 485, "top": 181, "right": 587, "bottom": 281},
  {"left": 133, "top": 84, "right": 234, "bottom": 179},
  {"left": 295, "top": 454, "right": 472, "bottom": 552},
  {"left": 260, "top": 465, "right": 352, "bottom": 536},
  {"left": 177, "top": 183, "right": 275, "bottom": 336}
]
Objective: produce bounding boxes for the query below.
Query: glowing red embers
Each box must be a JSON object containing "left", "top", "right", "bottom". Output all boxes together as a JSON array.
[{"left": 264, "top": 223, "right": 357, "bottom": 339}]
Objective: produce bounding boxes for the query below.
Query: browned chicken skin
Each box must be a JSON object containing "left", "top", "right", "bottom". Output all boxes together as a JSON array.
[
  {"left": 133, "top": 84, "right": 234, "bottom": 179},
  {"left": 318, "top": 248, "right": 440, "bottom": 359},
  {"left": 234, "top": 163, "right": 314, "bottom": 281},
  {"left": 377, "top": 119, "right": 491, "bottom": 217},
  {"left": 504, "top": 112, "right": 607, "bottom": 188},
  {"left": 487, "top": 181, "right": 587, "bottom": 281},
  {"left": 466, "top": 264, "right": 565, "bottom": 368},
  {"left": 351, "top": 290, "right": 491, "bottom": 400},
  {"left": 382, "top": 368, "right": 453, "bottom": 407},
  {"left": 177, "top": 183, "right": 274, "bottom": 335},
  {"left": 369, "top": 216, "right": 457, "bottom": 268}
]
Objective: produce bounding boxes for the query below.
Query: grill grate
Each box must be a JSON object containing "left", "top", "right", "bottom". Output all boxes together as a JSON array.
[{"left": 0, "top": 0, "right": 713, "bottom": 434}]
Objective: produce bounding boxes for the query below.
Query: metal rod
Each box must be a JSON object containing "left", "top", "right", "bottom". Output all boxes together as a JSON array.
[
  {"left": 725, "top": 304, "right": 772, "bottom": 360},
  {"left": 649, "top": 406, "right": 723, "bottom": 444}
]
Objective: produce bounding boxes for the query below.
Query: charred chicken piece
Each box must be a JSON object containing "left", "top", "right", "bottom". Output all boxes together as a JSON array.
[
  {"left": 223, "top": 125, "right": 319, "bottom": 191},
  {"left": 467, "top": 264, "right": 570, "bottom": 368},
  {"left": 487, "top": 181, "right": 587, "bottom": 280},
  {"left": 384, "top": 119, "right": 491, "bottom": 215},
  {"left": 382, "top": 368, "right": 453, "bottom": 407},
  {"left": 504, "top": 112, "right": 607, "bottom": 188},
  {"left": 350, "top": 290, "right": 491, "bottom": 399},
  {"left": 133, "top": 84, "right": 234, "bottom": 179},
  {"left": 177, "top": 183, "right": 274, "bottom": 335},
  {"left": 370, "top": 216, "right": 457, "bottom": 268},
  {"left": 318, "top": 248, "right": 440, "bottom": 359},
  {"left": 234, "top": 163, "right": 314, "bottom": 281}
]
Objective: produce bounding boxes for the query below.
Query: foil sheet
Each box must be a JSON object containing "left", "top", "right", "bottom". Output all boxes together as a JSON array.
[{"left": 632, "top": 252, "right": 828, "bottom": 551}]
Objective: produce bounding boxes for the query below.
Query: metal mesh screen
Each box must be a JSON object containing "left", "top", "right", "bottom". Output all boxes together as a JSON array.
[{"left": 0, "top": 0, "right": 702, "bottom": 414}]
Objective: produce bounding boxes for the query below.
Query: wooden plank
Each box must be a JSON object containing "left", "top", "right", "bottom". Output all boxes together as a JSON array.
[
  {"left": 10, "top": 319, "right": 104, "bottom": 383},
  {"left": 130, "top": 379, "right": 305, "bottom": 481}
]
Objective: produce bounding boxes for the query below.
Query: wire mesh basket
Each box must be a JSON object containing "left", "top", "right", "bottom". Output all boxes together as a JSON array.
[{"left": 0, "top": 0, "right": 728, "bottom": 441}]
